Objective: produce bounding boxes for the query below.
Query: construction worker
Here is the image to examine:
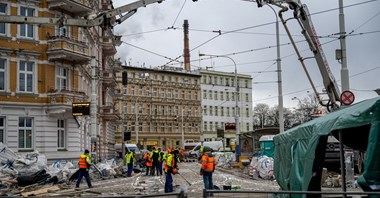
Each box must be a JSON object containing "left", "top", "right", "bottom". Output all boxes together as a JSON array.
[
  {"left": 125, "top": 149, "right": 136, "bottom": 177},
  {"left": 158, "top": 148, "right": 165, "bottom": 175},
  {"left": 163, "top": 148, "right": 176, "bottom": 193},
  {"left": 200, "top": 146, "right": 216, "bottom": 195},
  {"left": 143, "top": 149, "right": 152, "bottom": 176},
  {"left": 76, "top": 149, "right": 93, "bottom": 189},
  {"left": 150, "top": 147, "right": 160, "bottom": 176}
]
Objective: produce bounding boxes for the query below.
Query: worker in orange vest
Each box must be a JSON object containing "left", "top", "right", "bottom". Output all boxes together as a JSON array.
[
  {"left": 75, "top": 150, "right": 93, "bottom": 189},
  {"left": 144, "top": 149, "right": 153, "bottom": 176},
  {"left": 200, "top": 146, "right": 216, "bottom": 195}
]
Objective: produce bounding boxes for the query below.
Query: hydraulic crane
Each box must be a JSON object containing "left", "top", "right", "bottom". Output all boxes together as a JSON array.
[{"left": 255, "top": 0, "right": 342, "bottom": 111}]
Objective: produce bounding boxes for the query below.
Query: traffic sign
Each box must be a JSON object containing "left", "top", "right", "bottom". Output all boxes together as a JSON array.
[{"left": 340, "top": 91, "right": 355, "bottom": 105}]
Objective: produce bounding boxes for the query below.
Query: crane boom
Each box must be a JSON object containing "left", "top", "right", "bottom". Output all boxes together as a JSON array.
[
  {"left": 257, "top": 0, "right": 341, "bottom": 110},
  {"left": 0, "top": 0, "right": 163, "bottom": 28}
]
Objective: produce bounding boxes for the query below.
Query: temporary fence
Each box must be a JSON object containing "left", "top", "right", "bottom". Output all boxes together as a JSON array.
[{"left": 203, "top": 189, "right": 380, "bottom": 198}]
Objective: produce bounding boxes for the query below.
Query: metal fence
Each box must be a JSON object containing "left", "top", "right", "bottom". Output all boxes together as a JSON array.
[{"left": 203, "top": 189, "right": 380, "bottom": 198}]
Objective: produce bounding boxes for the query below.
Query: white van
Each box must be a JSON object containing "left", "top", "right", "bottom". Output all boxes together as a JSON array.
[
  {"left": 115, "top": 144, "right": 142, "bottom": 159},
  {"left": 188, "top": 141, "right": 223, "bottom": 158}
]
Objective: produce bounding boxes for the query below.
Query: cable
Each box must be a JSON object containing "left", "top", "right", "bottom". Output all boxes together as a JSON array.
[
  {"left": 311, "top": 0, "right": 380, "bottom": 16},
  {"left": 346, "top": 10, "right": 380, "bottom": 36},
  {"left": 171, "top": 0, "right": 188, "bottom": 28}
]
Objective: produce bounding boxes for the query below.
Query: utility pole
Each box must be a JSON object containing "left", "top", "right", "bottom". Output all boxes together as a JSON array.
[{"left": 339, "top": 0, "right": 350, "bottom": 93}]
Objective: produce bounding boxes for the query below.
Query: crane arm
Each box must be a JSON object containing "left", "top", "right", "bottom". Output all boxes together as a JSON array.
[
  {"left": 257, "top": 0, "right": 341, "bottom": 110},
  {"left": 0, "top": 0, "right": 163, "bottom": 28}
]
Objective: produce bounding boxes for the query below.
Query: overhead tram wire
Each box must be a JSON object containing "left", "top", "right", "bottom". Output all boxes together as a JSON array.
[
  {"left": 170, "top": 0, "right": 188, "bottom": 28},
  {"left": 254, "top": 66, "right": 380, "bottom": 102}
]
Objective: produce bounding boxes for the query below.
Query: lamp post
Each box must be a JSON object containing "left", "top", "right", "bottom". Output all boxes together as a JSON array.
[{"left": 199, "top": 53, "right": 240, "bottom": 162}]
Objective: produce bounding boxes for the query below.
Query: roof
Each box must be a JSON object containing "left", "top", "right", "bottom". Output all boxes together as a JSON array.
[{"left": 273, "top": 96, "right": 380, "bottom": 193}]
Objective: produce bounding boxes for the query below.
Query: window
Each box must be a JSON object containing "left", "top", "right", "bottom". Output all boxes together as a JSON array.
[
  {"left": 153, "top": 74, "right": 157, "bottom": 80},
  {"left": 195, "top": 107, "right": 199, "bottom": 116},
  {"left": 195, "top": 91, "right": 198, "bottom": 100},
  {"left": 245, "top": 80, "right": 249, "bottom": 88},
  {"left": 231, "top": 92, "right": 235, "bottom": 101},
  {"left": 226, "top": 107, "right": 230, "bottom": 117},
  {"left": 146, "top": 87, "right": 150, "bottom": 96},
  {"left": 131, "top": 104, "right": 135, "bottom": 113},
  {"left": 208, "top": 90, "right": 212, "bottom": 100},
  {"left": 175, "top": 124, "right": 179, "bottom": 133},
  {"left": 131, "top": 73, "right": 136, "bottom": 79},
  {"left": 146, "top": 122, "right": 150, "bottom": 132},
  {"left": 138, "top": 86, "right": 143, "bottom": 95},
  {"left": 154, "top": 105, "right": 158, "bottom": 115},
  {"left": 175, "top": 106, "right": 179, "bottom": 115},
  {"left": 168, "top": 106, "right": 172, "bottom": 115},
  {"left": 220, "top": 91, "right": 224, "bottom": 101},
  {"left": 57, "top": 120, "right": 65, "bottom": 149},
  {"left": 138, "top": 104, "right": 143, "bottom": 114},
  {"left": 168, "top": 89, "right": 172, "bottom": 98},
  {"left": 160, "top": 88, "right": 165, "bottom": 98},
  {"left": 174, "top": 90, "right": 178, "bottom": 99},
  {"left": 139, "top": 122, "right": 142, "bottom": 132},
  {"left": 181, "top": 90, "right": 185, "bottom": 99},
  {"left": 18, "top": 118, "right": 33, "bottom": 149},
  {"left": 0, "top": 117, "right": 4, "bottom": 143},
  {"left": 168, "top": 76, "right": 172, "bottom": 82},
  {"left": 214, "top": 77, "right": 217, "bottom": 85},
  {"left": 188, "top": 108, "right": 191, "bottom": 116},
  {"left": 202, "top": 76, "right": 206, "bottom": 84},
  {"left": 56, "top": 66, "right": 68, "bottom": 91},
  {"left": 246, "top": 108, "right": 249, "bottom": 117},
  {"left": 203, "top": 121, "right": 207, "bottom": 131},
  {"left": 161, "top": 123, "right": 165, "bottom": 132},
  {"left": 131, "top": 86, "right": 135, "bottom": 96},
  {"left": 19, "top": 61, "right": 34, "bottom": 93},
  {"left": 214, "top": 91, "right": 218, "bottom": 100},
  {"left": 188, "top": 91, "right": 191, "bottom": 100},
  {"left": 225, "top": 78, "right": 229, "bottom": 86},
  {"left": 0, "top": 3, "right": 7, "bottom": 35},
  {"left": 131, "top": 122, "right": 135, "bottom": 132},
  {"left": 246, "top": 123, "right": 250, "bottom": 131},
  {"left": 56, "top": 26, "right": 70, "bottom": 37},
  {"left": 215, "top": 106, "right": 218, "bottom": 116},
  {"left": 153, "top": 87, "right": 158, "bottom": 97},
  {"left": 208, "top": 76, "right": 212, "bottom": 84},
  {"left": 161, "top": 75, "right": 165, "bottom": 81},
  {"left": 154, "top": 123, "right": 158, "bottom": 132},
  {"left": 168, "top": 123, "right": 172, "bottom": 132},
  {"left": 210, "top": 122, "right": 213, "bottom": 131},
  {"left": 221, "top": 107, "right": 224, "bottom": 116},
  {"left": 246, "top": 93, "right": 249, "bottom": 102},
  {"left": 0, "top": 59, "right": 5, "bottom": 91},
  {"left": 209, "top": 106, "right": 213, "bottom": 116},
  {"left": 220, "top": 77, "right": 223, "bottom": 85},
  {"left": 226, "top": 92, "right": 229, "bottom": 101},
  {"left": 231, "top": 78, "right": 235, "bottom": 87},
  {"left": 161, "top": 105, "right": 165, "bottom": 115},
  {"left": 20, "top": 7, "right": 35, "bottom": 38},
  {"left": 147, "top": 104, "right": 151, "bottom": 115},
  {"left": 203, "top": 106, "right": 207, "bottom": 115}
]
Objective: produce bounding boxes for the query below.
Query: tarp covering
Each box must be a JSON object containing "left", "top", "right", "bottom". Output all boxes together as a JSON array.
[{"left": 273, "top": 96, "right": 380, "bottom": 195}]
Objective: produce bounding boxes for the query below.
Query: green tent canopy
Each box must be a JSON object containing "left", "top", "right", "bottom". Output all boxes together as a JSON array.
[{"left": 273, "top": 96, "right": 380, "bottom": 195}]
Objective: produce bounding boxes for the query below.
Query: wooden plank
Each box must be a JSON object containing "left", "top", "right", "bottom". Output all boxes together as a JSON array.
[{"left": 21, "top": 185, "right": 61, "bottom": 197}]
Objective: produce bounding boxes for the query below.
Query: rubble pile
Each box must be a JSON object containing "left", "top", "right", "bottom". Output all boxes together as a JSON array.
[{"left": 0, "top": 143, "right": 127, "bottom": 196}]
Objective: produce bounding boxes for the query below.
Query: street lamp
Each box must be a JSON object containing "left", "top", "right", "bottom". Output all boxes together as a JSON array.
[{"left": 199, "top": 53, "right": 240, "bottom": 162}]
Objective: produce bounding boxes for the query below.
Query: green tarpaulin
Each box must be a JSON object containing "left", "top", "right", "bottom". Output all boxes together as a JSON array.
[{"left": 273, "top": 96, "right": 380, "bottom": 196}]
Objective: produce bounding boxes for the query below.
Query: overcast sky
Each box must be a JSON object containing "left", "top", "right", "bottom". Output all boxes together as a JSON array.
[{"left": 112, "top": 0, "right": 380, "bottom": 109}]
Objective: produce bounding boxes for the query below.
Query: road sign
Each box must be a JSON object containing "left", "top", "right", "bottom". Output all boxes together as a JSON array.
[{"left": 340, "top": 90, "right": 355, "bottom": 105}]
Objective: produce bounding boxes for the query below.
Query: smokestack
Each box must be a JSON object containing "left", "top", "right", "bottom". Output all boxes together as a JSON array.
[{"left": 183, "top": 20, "right": 190, "bottom": 71}]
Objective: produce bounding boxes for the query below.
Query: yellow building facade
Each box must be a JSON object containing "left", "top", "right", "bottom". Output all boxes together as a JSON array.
[{"left": 0, "top": 0, "right": 120, "bottom": 161}]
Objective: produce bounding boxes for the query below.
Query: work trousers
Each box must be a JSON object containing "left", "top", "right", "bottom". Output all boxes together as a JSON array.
[
  {"left": 76, "top": 168, "right": 92, "bottom": 188},
  {"left": 203, "top": 172, "right": 213, "bottom": 190},
  {"left": 127, "top": 164, "right": 133, "bottom": 177},
  {"left": 164, "top": 171, "right": 173, "bottom": 193}
]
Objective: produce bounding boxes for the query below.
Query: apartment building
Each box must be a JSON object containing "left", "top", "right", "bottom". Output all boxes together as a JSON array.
[
  {"left": 0, "top": 0, "right": 120, "bottom": 161},
  {"left": 117, "top": 65, "right": 202, "bottom": 149},
  {"left": 199, "top": 69, "right": 253, "bottom": 147}
]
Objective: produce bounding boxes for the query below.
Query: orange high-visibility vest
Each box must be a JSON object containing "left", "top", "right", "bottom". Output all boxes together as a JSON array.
[
  {"left": 201, "top": 152, "right": 215, "bottom": 172},
  {"left": 144, "top": 153, "right": 152, "bottom": 167},
  {"left": 79, "top": 157, "right": 89, "bottom": 169}
]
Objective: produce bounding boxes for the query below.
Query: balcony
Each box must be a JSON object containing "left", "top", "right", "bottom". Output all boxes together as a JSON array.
[
  {"left": 47, "top": 0, "right": 92, "bottom": 16},
  {"left": 101, "top": 70, "right": 117, "bottom": 87},
  {"left": 47, "top": 88, "right": 89, "bottom": 117},
  {"left": 99, "top": 102, "right": 120, "bottom": 121},
  {"left": 101, "top": 37, "right": 117, "bottom": 56},
  {"left": 47, "top": 36, "right": 91, "bottom": 64}
]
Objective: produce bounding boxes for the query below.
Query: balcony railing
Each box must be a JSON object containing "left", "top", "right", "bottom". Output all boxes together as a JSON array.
[
  {"left": 47, "top": 36, "right": 91, "bottom": 64},
  {"left": 48, "top": 87, "right": 88, "bottom": 104},
  {"left": 47, "top": 0, "right": 92, "bottom": 16},
  {"left": 101, "top": 70, "right": 117, "bottom": 87},
  {"left": 101, "top": 37, "right": 117, "bottom": 56}
]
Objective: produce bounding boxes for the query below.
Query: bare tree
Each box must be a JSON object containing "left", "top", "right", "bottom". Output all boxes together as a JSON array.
[{"left": 253, "top": 103, "right": 270, "bottom": 128}]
